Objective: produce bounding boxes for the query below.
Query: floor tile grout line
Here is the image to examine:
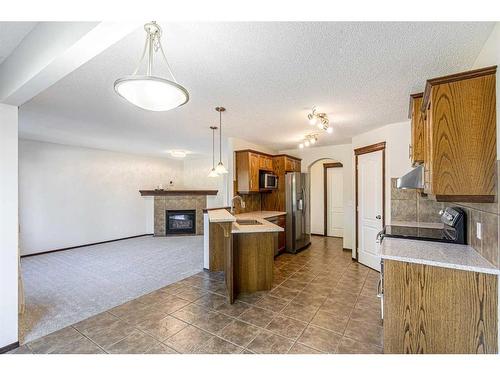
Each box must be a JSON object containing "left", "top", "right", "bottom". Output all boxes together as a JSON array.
[
  {"left": 22, "top": 238, "right": 381, "bottom": 354},
  {"left": 71, "top": 324, "right": 115, "bottom": 354}
]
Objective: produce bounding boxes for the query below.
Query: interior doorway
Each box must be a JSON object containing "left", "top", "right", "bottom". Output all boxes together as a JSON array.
[
  {"left": 324, "top": 162, "right": 344, "bottom": 237},
  {"left": 309, "top": 159, "right": 344, "bottom": 241},
  {"left": 355, "top": 142, "right": 385, "bottom": 271}
]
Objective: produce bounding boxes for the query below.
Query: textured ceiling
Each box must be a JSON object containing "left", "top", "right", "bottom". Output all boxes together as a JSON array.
[
  {"left": 18, "top": 22, "right": 494, "bottom": 158},
  {"left": 0, "top": 22, "right": 37, "bottom": 65}
]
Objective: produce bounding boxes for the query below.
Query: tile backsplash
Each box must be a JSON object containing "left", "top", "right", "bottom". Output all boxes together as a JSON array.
[{"left": 390, "top": 160, "right": 500, "bottom": 268}]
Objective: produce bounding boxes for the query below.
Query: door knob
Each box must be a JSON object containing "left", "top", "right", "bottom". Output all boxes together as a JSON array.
[{"left": 376, "top": 215, "right": 381, "bottom": 219}]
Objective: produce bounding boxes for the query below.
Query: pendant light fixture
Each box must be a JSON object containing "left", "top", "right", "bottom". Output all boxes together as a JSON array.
[
  {"left": 114, "top": 21, "right": 189, "bottom": 112},
  {"left": 208, "top": 126, "right": 219, "bottom": 177},
  {"left": 214, "top": 106, "right": 228, "bottom": 174}
]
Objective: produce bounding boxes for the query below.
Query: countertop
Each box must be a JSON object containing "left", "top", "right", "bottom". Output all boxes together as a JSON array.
[
  {"left": 380, "top": 237, "right": 499, "bottom": 275},
  {"left": 207, "top": 209, "right": 285, "bottom": 233}
]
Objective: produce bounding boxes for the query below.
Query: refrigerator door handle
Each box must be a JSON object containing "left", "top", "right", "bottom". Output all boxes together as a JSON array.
[{"left": 298, "top": 198, "right": 303, "bottom": 211}]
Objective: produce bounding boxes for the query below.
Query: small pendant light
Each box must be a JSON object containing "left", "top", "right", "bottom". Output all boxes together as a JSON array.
[
  {"left": 208, "top": 126, "right": 219, "bottom": 177},
  {"left": 214, "top": 106, "right": 228, "bottom": 174}
]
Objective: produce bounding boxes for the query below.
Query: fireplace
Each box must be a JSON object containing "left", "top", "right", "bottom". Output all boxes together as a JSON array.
[{"left": 166, "top": 210, "right": 196, "bottom": 235}]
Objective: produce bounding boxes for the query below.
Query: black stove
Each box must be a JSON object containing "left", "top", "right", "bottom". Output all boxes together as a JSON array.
[{"left": 379, "top": 207, "right": 466, "bottom": 244}]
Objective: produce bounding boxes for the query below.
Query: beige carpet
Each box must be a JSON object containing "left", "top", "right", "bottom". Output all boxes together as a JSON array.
[{"left": 20, "top": 235, "right": 204, "bottom": 343}]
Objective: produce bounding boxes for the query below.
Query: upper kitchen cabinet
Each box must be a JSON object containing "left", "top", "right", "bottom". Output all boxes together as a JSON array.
[
  {"left": 408, "top": 93, "right": 425, "bottom": 166},
  {"left": 236, "top": 150, "right": 261, "bottom": 193},
  {"left": 421, "top": 66, "right": 497, "bottom": 203},
  {"left": 259, "top": 154, "right": 273, "bottom": 171},
  {"left": 284, "top": 156, "right": 301, "bottom": 172},
  {"left": 235, "top": 150, "right": 301, "bottom": 194}
]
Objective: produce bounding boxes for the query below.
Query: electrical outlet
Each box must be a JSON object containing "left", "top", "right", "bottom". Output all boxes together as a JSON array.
[{"left": 476, "top": 222, "right": 482, "bottom": 240}]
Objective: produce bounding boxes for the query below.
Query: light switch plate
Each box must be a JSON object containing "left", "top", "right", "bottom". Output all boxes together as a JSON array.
[{"left": 476, "top": 222, "right": 482, "bottom": 240}]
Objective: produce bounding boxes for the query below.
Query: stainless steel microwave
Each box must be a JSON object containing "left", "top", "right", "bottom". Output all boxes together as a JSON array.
[{"left": 260, "top": 173, "right": 278, "bottom": 189}]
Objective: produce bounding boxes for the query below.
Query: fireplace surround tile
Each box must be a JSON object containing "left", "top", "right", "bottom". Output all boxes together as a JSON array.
[{"left": 154, "top": 195, "right": 207, "bottom": 236}]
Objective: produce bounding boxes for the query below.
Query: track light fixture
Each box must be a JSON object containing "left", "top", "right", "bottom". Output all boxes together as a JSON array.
[
  {"left": 298, "top": 134, "right": 318, "bottom": 149},
  {"left": 307, "top": 106, "right": 331, "bottom": 133}
]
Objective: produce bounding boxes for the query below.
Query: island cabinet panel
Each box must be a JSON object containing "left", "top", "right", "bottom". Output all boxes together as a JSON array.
[
  {"left": 409, "top": 93, "right": 425, "bottom": 166},
  {"left": 233, "top": 232, "right": 274, "bottom": 293},
  {"left": 421, "top": 66, "right": 497, "bottom": 202},
  {"left": 209, "top": 222, "right": 232, "bottom": 272},
  {"left": 383, "top": 260, "right": 498, "bottom": 354}
]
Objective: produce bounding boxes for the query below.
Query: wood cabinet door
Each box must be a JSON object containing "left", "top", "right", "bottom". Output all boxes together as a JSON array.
[
  {"left": 411, "top": 96, "right": 425, "bottom": 165},
  {"left": 259, "top": 155, "right": 273, "bottom": 171},
  {"left": 249, "top": 153, "right": 260, "bottom": 191},
  {"left": 285, "top": 157, "right": 294, "bottom": 172},
  {"left": 430, "top": 75, "right": 496, "bottom": 201},
  {"left": 267, "top": 157, "right": 274, "bottom": 171},
  {"left": 258, "top": 155, "right": 267, "bottom": 170},
  {"left": 423, "top": 99, "right": 433, "bottom": 195},
  {"left": 384, "top": 260, "right": 498, "bottom": 354},
  {"left": 294, "top": 160, "right": 301, "bottom": 172}
]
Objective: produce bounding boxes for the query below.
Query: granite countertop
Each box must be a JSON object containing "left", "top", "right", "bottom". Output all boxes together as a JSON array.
[
  {"left": 380, "top": 237, "right": 499, "bottom": 275},
  {"left": 235, "top": 211, "right": 286, "bottom": 220},
  {"left": 207, "top": 209, "right": 285, "bottom": 233},
  {"left": 207, "top": 208, "right": 235, "bottom": 223}
]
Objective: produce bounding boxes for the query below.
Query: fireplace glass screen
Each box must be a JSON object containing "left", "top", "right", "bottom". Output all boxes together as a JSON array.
[{"left": 166, "top": 210, "right": 196, "bottom": 235}]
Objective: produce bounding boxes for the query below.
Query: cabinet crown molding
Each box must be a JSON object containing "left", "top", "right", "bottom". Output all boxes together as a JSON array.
[{"left": 422, "top": 65, "right": 497, "bottom": 112}]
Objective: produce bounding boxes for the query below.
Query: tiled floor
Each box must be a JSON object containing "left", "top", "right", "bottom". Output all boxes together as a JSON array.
[{"left": 10, "top": 236, "right": 383, "bottom": 354}]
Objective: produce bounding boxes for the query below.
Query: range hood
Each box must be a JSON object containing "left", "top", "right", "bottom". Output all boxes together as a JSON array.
[{"left": 396, "top": 164, "right": 424, "bottom": 189}]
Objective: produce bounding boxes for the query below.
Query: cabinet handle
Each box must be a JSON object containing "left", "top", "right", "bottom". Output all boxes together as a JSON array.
[
  {"left": 377, "top": 279, "right": 383, "bottom": 298},
  {"left": 409, "top": 144, "right": 412, "bottom": 159}
]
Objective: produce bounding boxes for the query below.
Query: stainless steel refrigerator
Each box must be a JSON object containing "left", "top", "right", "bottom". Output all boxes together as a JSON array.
[{"left": 285, "top": 172, "right": 311, "bottom": 253}]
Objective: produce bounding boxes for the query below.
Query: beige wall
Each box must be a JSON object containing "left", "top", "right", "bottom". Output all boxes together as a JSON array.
[{"left": 19, "top": 139, "right": 184, "bottom": 255}]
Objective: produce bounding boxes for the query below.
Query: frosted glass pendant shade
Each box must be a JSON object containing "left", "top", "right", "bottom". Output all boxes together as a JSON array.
[
  {"left": 114, "top": 76, "right": 189, "bottom": 112},
  {"left": 215, "top": 162, "right": 228, "bottom": 174},
  {"left": 208, "top": 168, "right": 219, "bottom": 177}
]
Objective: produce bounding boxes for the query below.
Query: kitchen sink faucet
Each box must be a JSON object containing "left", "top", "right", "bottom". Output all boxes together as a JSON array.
[{"left": 230, "top": 195, "right": 246, "bottom": 214}]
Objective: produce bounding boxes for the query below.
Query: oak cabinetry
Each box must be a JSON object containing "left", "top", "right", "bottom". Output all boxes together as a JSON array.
[
  {"left": 285, "top": 156, "right": 301, "bottom": 172},
  {"left": 235, "top": 151, "right": 260, "bottom": 193},
  {"left": 235, "top": 150, "right": 301, "bottom": 197},
  {"left": 259, "top": 154, "right": 273, "bottom": 171},
  {"left": 262, "top": 155, "right": 301, "bottom": 211},
  {"left": 266, "top": 215, "right": 286, "bottom": 254},
  {"left": 408, "top": 93, "right": 425, "bottom": 165},
  {"left": 420, "top": 66, "right": 497, "bottom": 202},
  {"left": 383, "top": 259, "right": 498, "bottom": 354}
]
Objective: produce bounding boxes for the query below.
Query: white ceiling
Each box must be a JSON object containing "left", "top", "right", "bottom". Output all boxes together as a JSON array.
[
  {"left": 0, "top": 22, "right": 37, "bottom": 65},
  {"left": 17, "top": 22, "right": 494, "bottom": 158}
]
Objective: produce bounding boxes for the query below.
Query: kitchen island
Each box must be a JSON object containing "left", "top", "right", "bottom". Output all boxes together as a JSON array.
[{"left": 205, "top": 209, "right": 285, "bottom": 303}]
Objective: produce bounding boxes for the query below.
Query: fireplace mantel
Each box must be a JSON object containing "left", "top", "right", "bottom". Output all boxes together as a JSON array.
[{"left": 140, "top": 189, "right": 218, "bottom": 197}]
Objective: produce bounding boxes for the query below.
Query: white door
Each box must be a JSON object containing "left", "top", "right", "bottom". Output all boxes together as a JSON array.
[
  {"left": 357, "top": 150, "right": 383, "bottom": 271},
  {"left": 326, "top": 167, "right": 344, "bottom": 237}
]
